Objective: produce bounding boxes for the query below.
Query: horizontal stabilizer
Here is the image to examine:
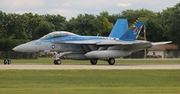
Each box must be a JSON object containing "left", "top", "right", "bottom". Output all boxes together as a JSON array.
[{"left": 151, "top": 41, "right": 172, "bottom": 45}]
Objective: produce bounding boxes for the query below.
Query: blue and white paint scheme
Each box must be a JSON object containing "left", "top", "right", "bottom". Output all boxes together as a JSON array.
[{"left": 13, "top": 18, "right": 172, "bottom": 65}]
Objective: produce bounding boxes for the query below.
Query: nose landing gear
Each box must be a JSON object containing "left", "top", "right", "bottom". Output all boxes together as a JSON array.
[
  {"left": 53, "top": 52, "right": 62, "bottom": 65},
  {"left": 54, "top": 59, "right": 61, "bottom": 65}
]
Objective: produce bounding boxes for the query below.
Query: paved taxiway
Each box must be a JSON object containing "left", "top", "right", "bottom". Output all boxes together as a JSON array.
[{"left": 0, "top": 65, "right": 180, "bottom": 70}]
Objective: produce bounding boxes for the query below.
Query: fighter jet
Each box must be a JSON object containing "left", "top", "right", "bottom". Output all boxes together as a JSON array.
[{"left": 13, "top": 18, "right": 171, "bottom": 65}]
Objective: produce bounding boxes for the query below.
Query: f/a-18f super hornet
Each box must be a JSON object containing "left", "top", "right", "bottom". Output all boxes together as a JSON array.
[{"left": 13, "top": 18, "right": 171, "bottom": 65}]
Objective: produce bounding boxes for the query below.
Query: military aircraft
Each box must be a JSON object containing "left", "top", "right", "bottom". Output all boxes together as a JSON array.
[{"left": 13, "top": 18, "right": 171, "bottom": 65}]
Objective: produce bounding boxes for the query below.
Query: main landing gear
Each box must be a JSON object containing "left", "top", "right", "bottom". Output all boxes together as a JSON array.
[
  {"left": 90, "top": 59, "right": 98, "bottom": 65},
  {"left": 108, "top": 58, "right": 115, "bottom": 65},
  {"left": 53, "top": 52, "right": 116, "bottom": 65},
  {"left": 90, "top": 58, "right": 115, "bottom": 65}
]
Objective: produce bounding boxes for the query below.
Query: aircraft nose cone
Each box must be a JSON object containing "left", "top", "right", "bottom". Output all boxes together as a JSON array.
[
  {"left": 12, "top": 45, "right": 23, "bottom": 52},
  {"left": 13, "top": 43, "right": 29, "bottom": 52},
  {"left": 12, "top": 42, "right": 38, "bottom": 52},
  {"left": 12, "top": 47, "right": 17, "bottom": 51}
]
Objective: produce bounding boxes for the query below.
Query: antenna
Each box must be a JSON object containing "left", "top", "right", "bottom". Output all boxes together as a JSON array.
[
  {"left": 144, "top": 24, "right": 146, "bottom": 41},
  {"left": 144, "top": 24, "right": 146, "bottom": 58}
]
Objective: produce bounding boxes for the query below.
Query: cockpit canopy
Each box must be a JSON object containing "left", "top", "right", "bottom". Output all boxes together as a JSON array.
[{"left": 40, "top": 31, "right": 79, "bottom": 39}]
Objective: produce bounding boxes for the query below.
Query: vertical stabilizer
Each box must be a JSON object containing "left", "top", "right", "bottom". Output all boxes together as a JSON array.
[
  {"left": 120, "top": 18, "right": 148, "bottom": 41},
  {"left": 109, "top": 19, "right": 128, "bottom": 39}
]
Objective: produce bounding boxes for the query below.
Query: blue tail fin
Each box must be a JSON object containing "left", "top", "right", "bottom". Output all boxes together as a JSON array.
[
  {"left": 120, "top": 18, "right": 148, "bottom": 41},
  {"left": 108, "top": 19, "right": 128, "bottom": 39}
]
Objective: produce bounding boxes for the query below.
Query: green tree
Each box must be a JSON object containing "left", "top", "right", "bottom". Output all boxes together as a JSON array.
[
  {"left": 121, "top": 9, "right": 168, "bottom": 41},
  {"left": 65, "top": 13, "right": 98, "bottom": 35},
  {"left": 34, "top": 21, "right": 55, "bottom": 39},
  {"left": 43, "top": 14, "right": 66, "bottom": 31},
  {"left": 0, "top": 12, "right": 29, "bottom": 51},
  {"left": 95, "top": 11, "right": 121, "bottom": 36},
  {"left": 22, "top": 13, "right": 44, "bottom": 40},
  {"left": 99, "top": 17, "right": 113, "bottom": 36},
  {"left": 163, "top": 3, "right": 180, "bottom": 44}
]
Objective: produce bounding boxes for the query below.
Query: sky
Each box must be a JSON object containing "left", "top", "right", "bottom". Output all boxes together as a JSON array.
[{"left": 0, "top": 0, "right": 179, "bottom": 20}]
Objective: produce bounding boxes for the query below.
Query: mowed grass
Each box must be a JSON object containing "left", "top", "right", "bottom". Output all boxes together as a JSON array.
[
  {"left": 0, "top": 70, "right": 180, "bottom": 94},
  {"left": 1, "top": 58, "right": 180, "bottom": 65}
]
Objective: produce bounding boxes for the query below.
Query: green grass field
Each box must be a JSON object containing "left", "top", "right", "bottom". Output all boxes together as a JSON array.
[
  {"left": 0, "top": 70, "right": 180, "bottom": 94},
  {"left": 1, "top": 58, "right": 180, "bottom": 65},
  {"left": 0, "top": 58, "right": 180, "bottom": 94}
]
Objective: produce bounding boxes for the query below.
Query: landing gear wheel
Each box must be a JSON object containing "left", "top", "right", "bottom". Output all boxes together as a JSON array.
[
  {"left": 108, "top": 58, "right": 115, "bottom": 65},
  {"left": 4, "top": 60, "right": 7, "bottom": 65},
  {"left": 4, "top": 59, "right": 11, "bottom": 65},
  {"left": 54, "top": 59, "right": 61, "bottom": 65},
  {"left": 90, "top": 60, "right": 97, "bottom": 65}
]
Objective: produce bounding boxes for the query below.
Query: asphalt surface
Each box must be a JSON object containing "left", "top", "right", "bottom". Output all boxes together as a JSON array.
[{"left": 0, "top": 65, "right": 180, "bottom": 70}]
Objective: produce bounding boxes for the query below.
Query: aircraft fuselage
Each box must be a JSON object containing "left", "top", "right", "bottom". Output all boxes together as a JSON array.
[{"left": 13, "top": 39, "right": 85, "bottom": 52}]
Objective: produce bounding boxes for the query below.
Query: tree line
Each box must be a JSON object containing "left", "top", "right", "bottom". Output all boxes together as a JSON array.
[{"left": 0, "top": 2, "right": 180, "bottom": 51}]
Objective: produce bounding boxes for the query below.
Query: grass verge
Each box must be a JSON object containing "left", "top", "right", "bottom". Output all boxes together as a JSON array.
[{"left": 0, "top": 70, "right": 180, "bottom": 94}]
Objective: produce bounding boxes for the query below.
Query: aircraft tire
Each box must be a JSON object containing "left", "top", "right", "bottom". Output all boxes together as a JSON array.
[
  {"left": 90, "top": 60, "right": 97, "bottom": 65},
  {"left": 4, "top": 59, "right": 10, "bottom": 65},
  {"left": 4, "top": 60, "right": 7, "bottom": 65},
  {"left": 108, "top": 58, "right": 115, "bottom": 65},
  {"left": 57, "top": 59, "right": 61, "bottom": 65},
  {"left": 7, "top": 60, "right": 11, "bottom": 65},
  {"left": 54, "top": 59, "right": 61, "bottom": 65}
]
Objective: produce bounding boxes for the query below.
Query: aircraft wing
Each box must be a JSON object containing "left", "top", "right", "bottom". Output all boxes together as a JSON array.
[
  {"left": 96, "top": 40, "right": 151, "bottom": 45},
  {"left": 53, "top": 40, "right": 137, "bottom": 45},
  {"left": 54, "top": 39, "right": 172, "bottom": 46},
  {"left": 151, "top": 41, "right": 172, "bottom": 45},
  {"left": 54, "top": 40, "right": 152, "bottom": 45}
]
